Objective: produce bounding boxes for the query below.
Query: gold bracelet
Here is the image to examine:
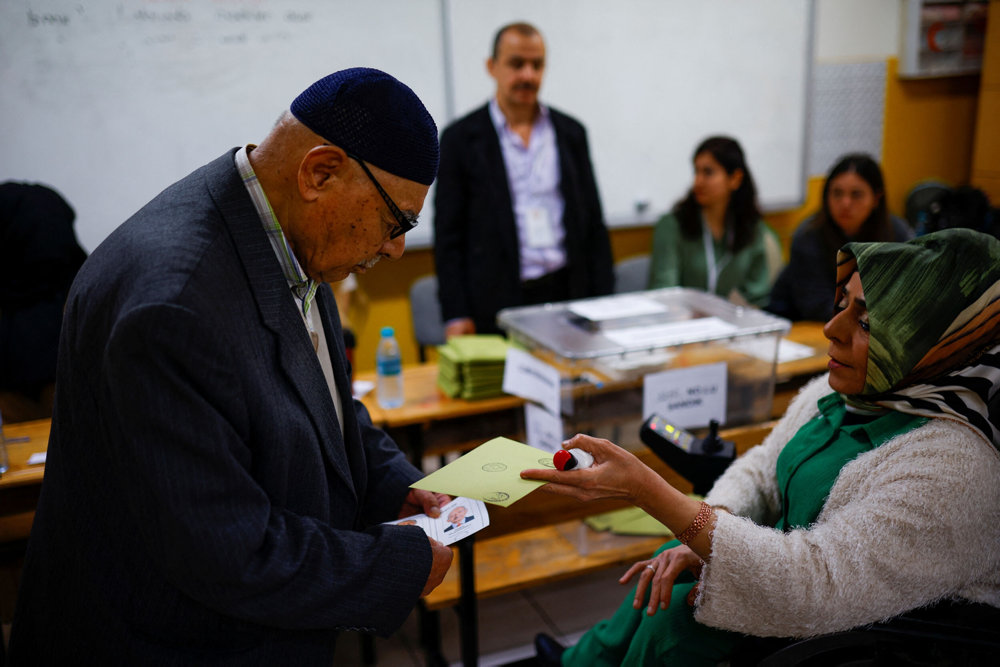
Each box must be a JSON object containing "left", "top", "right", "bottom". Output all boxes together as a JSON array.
[{"left": 677, "top": 501, "right": 713, "bottom": 545}]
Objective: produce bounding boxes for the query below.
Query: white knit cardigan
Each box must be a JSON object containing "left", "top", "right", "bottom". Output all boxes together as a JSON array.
[{"left": 697, "top": 374, "right": 1000, "bottom": 638}]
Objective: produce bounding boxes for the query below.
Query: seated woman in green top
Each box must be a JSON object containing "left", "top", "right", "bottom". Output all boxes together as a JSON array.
[
  {"left": 524, "top": 228, "right": 1000, "bottom": 666},
  {"left": 647, "top": 136, "right": 781, "bottom": 307}
]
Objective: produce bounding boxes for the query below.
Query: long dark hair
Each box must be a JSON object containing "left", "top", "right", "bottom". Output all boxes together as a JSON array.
[
  {"left": 673, "top": 136, "right": 761, "bottom": 253},
  {"left": 811, "top": 153, "right": 892, "bottom": 241}
]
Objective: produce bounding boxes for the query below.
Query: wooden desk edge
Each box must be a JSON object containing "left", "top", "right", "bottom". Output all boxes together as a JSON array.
[
  {"left": 422, "top": 521, "right": 666, "bottom": 611},
  {"left": 1, "top": 419, "right": 51, "bottom": 489}
]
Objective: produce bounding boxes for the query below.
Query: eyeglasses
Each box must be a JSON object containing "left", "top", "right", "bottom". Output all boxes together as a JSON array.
[{"left": 347, "top": 153, "right": 418, "bottom": 240}]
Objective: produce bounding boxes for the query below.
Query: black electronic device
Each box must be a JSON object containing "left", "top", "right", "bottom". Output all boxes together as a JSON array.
[{"left": 640, "top": 414, "right": 736, "bottom": 495}]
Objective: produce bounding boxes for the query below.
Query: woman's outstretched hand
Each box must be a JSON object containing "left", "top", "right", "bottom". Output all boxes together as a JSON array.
[
  {"left": 522, "top": 433, "right": 716, "bottom": 562},
  {"left": 519, "top": 434, "right": 663, "bottom": 504},
  {"left": 622, "top": 544, "right": 704, "bottom": 615}
]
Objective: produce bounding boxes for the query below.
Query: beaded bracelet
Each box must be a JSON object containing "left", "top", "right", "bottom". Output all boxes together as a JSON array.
[{"left": 677, "top": 501, "right": 714, "bottom": 545}]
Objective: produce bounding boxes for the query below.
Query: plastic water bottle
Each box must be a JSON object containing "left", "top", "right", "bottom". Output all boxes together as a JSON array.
[{"left": 376, "top": 326, "right": 404, "bottom": 408}]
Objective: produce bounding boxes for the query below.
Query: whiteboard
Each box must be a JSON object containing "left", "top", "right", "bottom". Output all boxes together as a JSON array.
[
  {"left": 0, "top": 0, "right": 447, "bottom": 253},
  {"left": 1, "top": 0, "right": 811, "bottom": 253}
]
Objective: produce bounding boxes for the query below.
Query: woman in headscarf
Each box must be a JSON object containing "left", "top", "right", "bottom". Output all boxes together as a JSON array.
[{"left": 524, "top": 228, "right": 1000, "bottom": 666}]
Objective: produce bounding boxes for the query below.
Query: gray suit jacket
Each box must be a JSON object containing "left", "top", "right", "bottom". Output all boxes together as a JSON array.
[{"left": 9, "top": 151, "right": 431, "bottom": 665}]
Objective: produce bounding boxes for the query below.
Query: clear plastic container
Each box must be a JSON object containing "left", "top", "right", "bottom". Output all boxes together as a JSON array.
[{"left": 497, "top": 288, "right": 792, "bottom": 446}]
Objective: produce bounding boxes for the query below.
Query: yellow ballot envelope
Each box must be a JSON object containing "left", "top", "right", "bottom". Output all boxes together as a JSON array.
[{"left": 410, "top": 437, "right": 554, "bottom": 507}]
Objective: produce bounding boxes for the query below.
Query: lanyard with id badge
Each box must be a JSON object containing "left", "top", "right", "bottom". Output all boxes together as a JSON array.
[
  {"left": 701, "top": 220, "right": 732, "bottom": 295},
  {"left": 524, "top": 206, "right": 557, "bottom": 248}
]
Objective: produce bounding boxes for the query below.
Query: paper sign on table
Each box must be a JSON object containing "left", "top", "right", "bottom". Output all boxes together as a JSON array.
[
  {"left": 642, "top": 362, "right": 727, "bottom": 429},
  {"left": 410, "top": 437, "right": 554, "bottom": 507},
  {"left": 501, "top": 348, "right": 561, "bottom": 416},
  {"left": 525, "top": 402, "right": 564, "bottom": 454},
  {"left": 383, "top": 497, "right": 489, "bottom": 546}
]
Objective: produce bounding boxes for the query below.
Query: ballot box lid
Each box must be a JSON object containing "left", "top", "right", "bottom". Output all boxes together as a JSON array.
[{"left": 496, "top": 288, "right": 790, "bottom": 362}]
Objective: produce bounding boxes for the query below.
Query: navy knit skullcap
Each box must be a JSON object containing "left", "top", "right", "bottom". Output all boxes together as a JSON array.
[{"left": 290, "top": 68, "right": 439, "bottom": 185}]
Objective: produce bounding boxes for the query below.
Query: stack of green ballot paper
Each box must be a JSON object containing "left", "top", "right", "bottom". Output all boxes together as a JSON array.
[{"left": 437, "top": 334, "right": 509, "bottom": 399}]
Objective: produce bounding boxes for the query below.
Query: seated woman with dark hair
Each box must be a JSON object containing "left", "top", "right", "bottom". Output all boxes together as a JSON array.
[
  {"left": 648, "top": 136, "right": 781, "bottom": 307},
  {"left": 767, "top": 153, "right": 912, "bottom": 321},
  {"left": 524, "top": 228, "right": 1000, "bottom": 666}
]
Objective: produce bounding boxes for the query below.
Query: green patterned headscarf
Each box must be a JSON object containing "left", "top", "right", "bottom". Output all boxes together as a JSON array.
[{"left": 835, "top": 228, "right": 1000, "bottom": 446}]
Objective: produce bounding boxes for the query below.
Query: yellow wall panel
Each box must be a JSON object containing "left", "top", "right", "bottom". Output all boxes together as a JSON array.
[
  {"left": 972, "top": 1, "right": 1000, "bottom": 201},
  {"left": 882, "top": 58, "right": 980, "bottom": 216}
]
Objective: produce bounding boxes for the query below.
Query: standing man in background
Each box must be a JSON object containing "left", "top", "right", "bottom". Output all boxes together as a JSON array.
[
  {"left": 9, "top": 68, "right": 452, "bottom": 665},
  {"left": 434, "top": 22, "right": 614, "bottom": 337}
]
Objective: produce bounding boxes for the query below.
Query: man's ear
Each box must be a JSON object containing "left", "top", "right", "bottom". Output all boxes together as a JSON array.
[{"left": 298, "top": 145, "right": 349, "bottom": 202}]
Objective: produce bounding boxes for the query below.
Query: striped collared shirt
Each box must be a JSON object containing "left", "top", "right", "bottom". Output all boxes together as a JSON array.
[
  {"left": 488, "top": 98, "right": 566, "bottom": 281},
  {"left": 234, "top": 145, "right": 345, "bottom": 431},
  {"left": 234, "top": 145, "right": 318, "bottom": 318}
]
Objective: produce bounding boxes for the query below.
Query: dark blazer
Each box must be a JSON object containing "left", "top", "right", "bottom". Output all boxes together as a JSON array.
[
  {"left": 433, "top": 104, "right": 614, "bottom": 334},
  {"left": 9, "top": 151, "right": 432, "bottom": 665},
  {"left": 442, "top": 516, "right": 474, "bottom": 532}
]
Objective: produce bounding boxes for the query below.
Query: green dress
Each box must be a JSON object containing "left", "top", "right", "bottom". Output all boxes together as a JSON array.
[
  {"left": 648, "top": 213, "right": 779, "bottom": 307},
  {"left": 562, "top": 394, "right": 927, "bottom": 666}
]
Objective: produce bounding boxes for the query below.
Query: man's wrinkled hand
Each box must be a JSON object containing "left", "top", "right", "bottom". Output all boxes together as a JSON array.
[{"left": 399, "top": 488, "right": 450, "bottom": 519}]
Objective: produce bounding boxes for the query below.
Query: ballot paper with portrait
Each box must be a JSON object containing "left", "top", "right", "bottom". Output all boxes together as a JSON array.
[{"left": 384, "top": 497, "right": 490, "bottom": 546}]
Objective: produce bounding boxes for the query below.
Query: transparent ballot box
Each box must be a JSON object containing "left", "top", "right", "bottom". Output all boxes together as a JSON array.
[{"left": 497, "top": 288, "right": 791, "bottom": 449}]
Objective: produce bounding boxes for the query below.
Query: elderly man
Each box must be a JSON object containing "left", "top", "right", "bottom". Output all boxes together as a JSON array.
[
  {"left": 9, "top": 68, "right": 452, "bottom": 664},
  {"left": 434, "top": 22, "right": 614, "bottom": 337}
]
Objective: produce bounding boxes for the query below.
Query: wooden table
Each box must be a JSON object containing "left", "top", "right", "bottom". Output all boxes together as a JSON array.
[
  {"left": 0, "top": 419, "right": 50, "bottom": 544},
  {"left": 1, "top": 419, "right": 49, "bottom": 634},
  {"left": 359, "top": 363, "right": 526, "bottom": 470}
]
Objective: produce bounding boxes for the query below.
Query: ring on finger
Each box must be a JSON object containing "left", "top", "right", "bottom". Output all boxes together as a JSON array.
[{"left": 645, "top": 564, "right": 656, "bottom": 572}]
